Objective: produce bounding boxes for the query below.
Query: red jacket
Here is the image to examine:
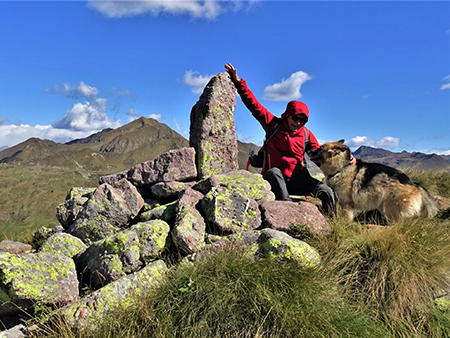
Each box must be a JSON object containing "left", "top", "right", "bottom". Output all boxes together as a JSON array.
[{"left": 236, "top": 79, "right": 320, "bottom": 178}]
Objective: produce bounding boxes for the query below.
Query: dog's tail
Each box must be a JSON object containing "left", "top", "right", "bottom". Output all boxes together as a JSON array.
[{"left": 418, "top": 186, "right": 439, "bottom": 218}]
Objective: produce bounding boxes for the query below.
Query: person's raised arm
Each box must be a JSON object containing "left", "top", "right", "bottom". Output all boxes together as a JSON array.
[
  {"left": 224, "top": 63, "right": 240, "bottom": 84},
  {"left": 224, "top": 63, "right": 275, "bottom": 131}
]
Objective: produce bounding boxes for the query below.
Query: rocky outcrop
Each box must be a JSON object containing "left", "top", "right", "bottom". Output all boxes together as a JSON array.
[
  {"left": 189, "top": 72, "right": 239, "bottom": 178},
  {"left": 99, "top": 147, "right": 197, "bottom": 186},
  {"left": 0, "top": 71, "right": 332, "bottom": 335},
  {"left": 260, "top": 201, "right": 331, "bottom": 237},
  {"left": 0, "top": 252, "right": 79, "bottom": 315},
  {"left": 57, "top": 260, "right": 167, "bottom": 329},
  {"left": 66, "top": 178, "right": 145, "bottom": 245},
  {"left": 75, "top": 220, "right": 170, "bottom": 289}
]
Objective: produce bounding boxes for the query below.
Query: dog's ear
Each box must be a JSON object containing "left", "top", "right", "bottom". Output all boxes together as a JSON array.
[{"left": 337, "top": 139, "right": 345, "bottom": 144}]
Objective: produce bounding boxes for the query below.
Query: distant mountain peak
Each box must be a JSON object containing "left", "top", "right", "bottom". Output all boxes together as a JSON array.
[{"left": 353, "top": 146, "right": 450, "bottom": 172}]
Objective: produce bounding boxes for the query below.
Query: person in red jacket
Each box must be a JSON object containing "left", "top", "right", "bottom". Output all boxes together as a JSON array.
[{"left": 225, "top": 63, "right": 336, "bottom": 215}]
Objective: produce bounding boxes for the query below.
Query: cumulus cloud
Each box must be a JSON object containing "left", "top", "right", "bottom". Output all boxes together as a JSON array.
[
  {"left": 87, "top": 0, "right": 222, "bottom": 20},
  {"left": 0, "top": 123, "right": 96, "bottom": 149},
  {"left": 125, "top": 108, "right": 139, "bottom": 122},
  {"left": 47, "top": 81, "right": 122, "bottom": 132},
  {"left": 148, "top": 113, "right": 163, "bottom": 122},
  {"left": 441, "top": 75, "right": 450, "bottom": 90},
  {"left": 345, "top": 136, "right": 401, "bottom": 151},
  {"left": 182, "top": 70, "right": 213, "bottom": 95},
  {"left": 51, "top": 97, "right": 120, "bottom": 132},
  {"left": 0, "top": 81, "right": 137, "bottom": 149},
  {"left": 45, "top": 81, "right": 99, "bottom": 100},
  {"left": 263, "top": 71, "right": 312, "bottom": 101}
]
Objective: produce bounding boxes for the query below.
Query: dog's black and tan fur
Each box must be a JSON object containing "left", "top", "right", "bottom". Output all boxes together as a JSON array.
[{"left": 309, "top": 140, "right": 438, "bottom": 222}]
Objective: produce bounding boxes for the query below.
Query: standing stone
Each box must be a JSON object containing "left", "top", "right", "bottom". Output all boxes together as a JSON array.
[{"left": 189, "top": 72, "right": 239, "bottom": 179}]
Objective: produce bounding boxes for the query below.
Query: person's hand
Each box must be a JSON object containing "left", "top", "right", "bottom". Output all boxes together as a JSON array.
[{"left": 224, "top": 63, "right": 240, "bottom": 83}]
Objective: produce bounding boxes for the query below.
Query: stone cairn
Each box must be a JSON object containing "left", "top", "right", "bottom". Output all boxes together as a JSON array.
[{"left": 0, "top": 72, "right": 331, "bottom": 337}]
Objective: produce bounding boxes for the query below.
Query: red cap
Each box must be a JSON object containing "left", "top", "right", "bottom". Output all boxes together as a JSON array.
[{"left": 281, "top": 101, "right": 309, "bottom": 120}]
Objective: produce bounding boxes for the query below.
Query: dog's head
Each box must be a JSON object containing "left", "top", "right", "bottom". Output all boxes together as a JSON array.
[{"left": 309, "top": 140, "right": 352, "bottom": 174}]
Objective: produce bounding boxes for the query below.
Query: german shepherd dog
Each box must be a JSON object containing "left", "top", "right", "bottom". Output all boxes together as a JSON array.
[{"left": 309, "top": 140, "right": 438, "bottom": 223}]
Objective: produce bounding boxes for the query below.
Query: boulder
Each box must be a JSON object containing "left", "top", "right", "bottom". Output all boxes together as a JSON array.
[
  {"left": 0, "top": 324, "right": 29, "bottom": 338},
  {"left": 0, "top": 252, "right": 78, "bottom": 316},
  {"left": 150, "top": 181, "right": 196, "bottom": 198},
  {"left": 197, "top": 229, "right": 321, "bottom": 268},
  {"left": 31, "top": 226, "right": 64, "bottom": 250},
  {"left": 138, "top": 201, "right": 177, "bottom": 223},
  {"left": 189, "top": 72, "right": 239, "bottom": 178},
  {"left": 98, "top": 170, "right": 127, "bottom": 186},
  {"left": 201, "top": 188, "right": 261, "bottom": 234},
  {"left": 260, "top": 201, "right": 331, "bottom": 237},
  {"left": 57, "top": 260, "right": 167, "bottom": 329},
  {"left": 0, "top": 241, "right": 31, "bottom": 255},
  {"left": 256, "top": 228, "right": 321, "bottom": 267},
  {"left": 38, "top": 233, "right": 87, "bottom": 259},
  {"left": 100, "top": 148, "right": 197, "bottom": 187},
  {"left": 171, "top": 188, "right": 206, "bottom": 254},
  {"left": 192, "top": 175, "right": 220, "bottom": 194},
  {"left": 56, "top": 187, "right": 95, "bottom": 228},
  {"left": 76, "top": 220, "right": 170, "bottom": 289},
  {"left": 67, "top": 179, "right": 144, "bottom": 245},
  {"left": 217, "top": 170, "right": 275, "bottom": 203}
]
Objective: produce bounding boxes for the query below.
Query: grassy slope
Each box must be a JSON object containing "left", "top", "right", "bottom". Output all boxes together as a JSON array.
[{"left": 0, "top": 164, "right": 100, "bottom": 242}]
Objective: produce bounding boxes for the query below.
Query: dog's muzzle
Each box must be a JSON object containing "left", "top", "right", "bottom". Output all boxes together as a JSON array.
[{"left": 308, "top": 149, "right": 323, "bottom": 167}]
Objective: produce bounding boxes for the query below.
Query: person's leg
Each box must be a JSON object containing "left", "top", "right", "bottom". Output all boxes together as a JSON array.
[
  {"left": 313, "top": 183, "right": 336, "bottom": 215},
  {"left": 263, "top": 168, "right": 292, "bottom": 201},
  {"left": 286, "top": 169, "right": 336, "bottom": 215}
]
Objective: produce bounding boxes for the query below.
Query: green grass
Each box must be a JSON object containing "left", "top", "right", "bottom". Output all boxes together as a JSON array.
[
  {"left": 36, "top": 246, "right": 391, "bottom": 338},
  {"left": 0, "top": 164, "right": 100, "bottom": 242}
]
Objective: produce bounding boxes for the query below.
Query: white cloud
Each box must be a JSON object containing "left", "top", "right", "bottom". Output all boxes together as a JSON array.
[
  {"left": 148, "top": 113, "right": 163, "bottom": 122},
  {"left": 0, "top": 124, "right": 96, "bottom": 149},
  {"left": 0, "top": 81, "right": 136, "bottom": 149},
  {"left": 441, "top": 74, "right": 450, "bottom": 90},
  {"left": 345, "top": 136, "right": 401, "bottom": 151},
  {"left": 126, "top": 108, "right": 139, "bottom": 122},
  {"left": 87, "top": 0, "right": 222, "bottom": 20},
  {"left": 183, "top": 70, "right": 213, "bottom": 95},
  {"left": 51, "top": 98, "right": 120, "bottom": 132},
  {"left": 47, "top": 81, "right": 122, "bottom": 132},
  {"left": 45, "top": 81, "right": 99, "bottom": 100},
  {"left": 172, "top": 117, "right": 188, "bottom": 138},
  {"left": 263, "top": 71, "right": 312, "bottom": 101},
  {"left": 173, "top": 117, "right": 182, "bottom": 131}
]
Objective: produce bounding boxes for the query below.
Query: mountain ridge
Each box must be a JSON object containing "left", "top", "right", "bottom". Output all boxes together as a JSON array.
[
  {"left": 353, "top": 145, "right": 450, "bottom": 172},
  {"left": 0, "top": 118, "right": 448, "bottom": 173}
]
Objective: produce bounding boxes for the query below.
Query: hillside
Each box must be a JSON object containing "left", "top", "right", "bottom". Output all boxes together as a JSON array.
[
  {"left": 0, "top": 117, "right": 189, "bottom": 173},
  {"left": 354, "top": 145, "right": 450, "bottom": 172}
]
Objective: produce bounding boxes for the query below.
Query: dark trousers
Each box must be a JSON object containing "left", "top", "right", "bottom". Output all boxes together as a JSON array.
[{"left": 263, "top": 167, "right": 336, "bottom": 215}]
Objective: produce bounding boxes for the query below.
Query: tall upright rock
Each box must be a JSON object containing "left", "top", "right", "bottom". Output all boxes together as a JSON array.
[{"left": 189, "top": 72, "right": 239, "bottom": 179}]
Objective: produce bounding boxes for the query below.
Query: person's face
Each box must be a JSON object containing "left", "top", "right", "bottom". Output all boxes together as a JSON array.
[{"left": 287, "top": 114, "right": 307, "bottom": 132}]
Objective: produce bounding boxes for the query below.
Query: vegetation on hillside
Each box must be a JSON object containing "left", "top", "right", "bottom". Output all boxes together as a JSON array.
[{"left": 29, "top": 170, "right": 450, "bottom": 338}]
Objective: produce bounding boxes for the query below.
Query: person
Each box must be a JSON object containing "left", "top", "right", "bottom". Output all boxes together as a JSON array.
[{"left": 224, "top": 63, "right": 336, "bottom": 215}]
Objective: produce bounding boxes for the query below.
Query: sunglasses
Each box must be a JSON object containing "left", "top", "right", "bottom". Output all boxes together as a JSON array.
[{"left": 291, "top": 115, "right": 307, "bottom": 123}]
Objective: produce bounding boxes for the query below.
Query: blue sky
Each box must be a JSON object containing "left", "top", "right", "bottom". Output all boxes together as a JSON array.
[{"left": 0, "top": 1, "right": 449, "bottom": 155}]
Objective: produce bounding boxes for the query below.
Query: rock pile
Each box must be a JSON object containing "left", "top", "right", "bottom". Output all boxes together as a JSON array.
[{"left": 0, "top": 72, "right": 331, "bottom": 337}]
